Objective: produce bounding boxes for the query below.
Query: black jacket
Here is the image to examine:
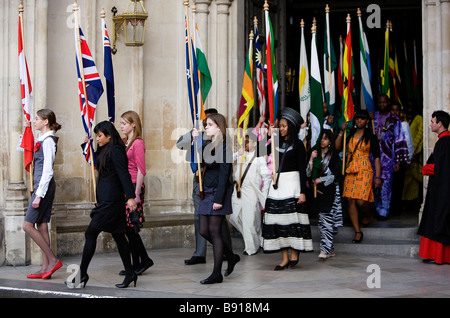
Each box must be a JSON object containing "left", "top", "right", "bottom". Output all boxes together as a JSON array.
[{"left": 201, "top": 142, "right": 233, "bottom": 204}]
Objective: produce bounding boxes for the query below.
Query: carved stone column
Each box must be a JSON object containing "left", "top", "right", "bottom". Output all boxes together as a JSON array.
[
  {"left": 194, "top": 1, "right": 211, "bottom": 54},
  {"left": 3, "top": 0, "right": 33, "bottom": 266},
  {"left": 215, "top": 0, "right": 232, "bottom": 118},
  {"left": 420, "top": 0, "right": 450, "bottom": 222}
]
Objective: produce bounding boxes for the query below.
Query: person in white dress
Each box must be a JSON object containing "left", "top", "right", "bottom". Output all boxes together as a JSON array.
[{"left": 231, "top": 131, "right": 272, "bottom": 255}]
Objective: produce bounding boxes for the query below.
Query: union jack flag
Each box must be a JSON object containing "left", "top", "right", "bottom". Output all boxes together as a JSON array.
[{"left": 74, "top": 25, "right": 103, "bottom": 163}]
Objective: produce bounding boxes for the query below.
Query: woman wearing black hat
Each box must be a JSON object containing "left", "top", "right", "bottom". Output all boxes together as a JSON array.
[{"left": 262, "top": 107, "right": 313, "bottom": 270}]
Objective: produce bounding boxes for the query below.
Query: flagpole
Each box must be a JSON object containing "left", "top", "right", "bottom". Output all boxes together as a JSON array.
[
  {"left": 73, "top": 0, "right": 96, "bottom": 201},
  {"left": 184, "top": 0, "right": 203, "bottom": 199},
  {"left": 19, "top": 1, "right": 34, "bottom": 194},
  {"left": 326, "top": 4, "right": 332, "bottom": 107}
]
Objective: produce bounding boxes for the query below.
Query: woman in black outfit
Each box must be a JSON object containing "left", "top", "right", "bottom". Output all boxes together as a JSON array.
[
  {"left": 76, "top": 121, "right": 138, "bottom": 288},
  {"left": 193, "top": 113, "right": 240, "bottom": 284}
]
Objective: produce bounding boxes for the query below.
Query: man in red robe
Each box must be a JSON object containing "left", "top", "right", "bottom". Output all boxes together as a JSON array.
[{"left": 418, "top": 110, "right": 450, "bottom": 264}]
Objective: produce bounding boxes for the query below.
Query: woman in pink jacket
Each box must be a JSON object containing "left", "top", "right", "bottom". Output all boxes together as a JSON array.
[{"left": 120, "top": 111, "right": 154, "bottom": 276}]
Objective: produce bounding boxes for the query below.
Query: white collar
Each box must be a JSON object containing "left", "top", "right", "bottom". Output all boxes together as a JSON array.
[{"left": 37, "top": 130, "right": 55, "bottom": 142}]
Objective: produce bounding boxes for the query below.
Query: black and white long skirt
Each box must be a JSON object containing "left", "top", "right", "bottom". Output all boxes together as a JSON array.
[{"left": 262, "top": 171, "right": 313, "bottom": 253}]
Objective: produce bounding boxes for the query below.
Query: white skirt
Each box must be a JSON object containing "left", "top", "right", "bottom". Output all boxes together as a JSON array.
[{"left": 262, "top": 171, "right": 313, "bottom": 253}]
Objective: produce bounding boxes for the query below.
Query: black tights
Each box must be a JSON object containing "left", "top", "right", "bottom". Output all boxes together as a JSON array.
[
  {"left": 125, "top": 227, "right": 151, "bottom": 269},
  {"left": 80, "top": 225, "right": 133, "bottom": 277},
  {"left": 199, "top": 215, "right": 233, "bottom": 277}
]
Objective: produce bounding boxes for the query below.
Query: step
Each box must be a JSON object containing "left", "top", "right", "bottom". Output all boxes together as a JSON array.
[{"left": 231, "top": 224, "right": 421, "bottom": 258}]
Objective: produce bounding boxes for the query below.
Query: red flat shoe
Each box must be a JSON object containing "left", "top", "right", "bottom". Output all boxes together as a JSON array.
[
  {"left": 41, "top": 260, "right": 62, "bottom": 279},
  {"left": 26, "top": 273, "right": 43, "bottom": 279}
]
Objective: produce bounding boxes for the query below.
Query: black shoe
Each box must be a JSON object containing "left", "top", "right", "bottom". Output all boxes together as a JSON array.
[
  {"left": 224, "top": 254, "right": 240, "bottom": 277},
  {"left": 184, "top": 256, "right": 206, "bottom": 265},
  {"left": 422, "top": 259, "right": 442, "bottom": 265},
  {"left": 65, "top": 274, "right": 89, "bottom": 288},
  {"left": 200, "top": 274, "right": 223, "bottom": 284},
  {"left": 352, "top": 231, "right": 364, "bottom": 244},
  {"left": 289, "top": 259, "right": 299, "bottom": 268},
  {"left": 135, "top": 259, "right": 154, "bottom": 275},
  {"left": 274, "top": 263, "right": 289, "bottom": 271},
  {"left": 115, "top": 273, "right": 138, "bottom": 288}
]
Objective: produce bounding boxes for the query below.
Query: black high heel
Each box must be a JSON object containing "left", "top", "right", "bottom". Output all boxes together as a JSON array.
[
  {"left": 135, "top": 259, "right": 154, "bottom": 275},
  {"left": 352, "top": 231, "right": 364, "bottom": 244},
  {"left": 115, "top": 273, "right": 137, "bottom": 288},
  {"left": 65, "top": 274, "right": 89, "bottom": 288}
]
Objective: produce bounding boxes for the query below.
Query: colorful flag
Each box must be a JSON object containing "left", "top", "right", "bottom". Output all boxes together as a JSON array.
[
  {"left": 254, "top": 20, "right": 266, "bottom": 123},
  {"left": 193, "top": 16, "right": 210, "bottom": 121},
  {"left": 185, "top": 15, "right": 201, "bottom": 173},
  {"left": 237, "top": 32, "right": 254, "bottom": 147},
  {"left": 298, "top": 19, "right": 310, "bottom": 122},
  {"left": 381, "top": 22, "right": 390, "bottom": 97},
  {"left": 74, "top": 25, "right": 104, "bottom": 163},
  {"left": 358, "top": 10, "right": 374, "bottom": 113},
  {"left": 264, "top": 7, "right": 278, "bottom": 125},
  {"left": 389, "top": 23, "right": 402, "bottom": 105},
  {"left": 185, "top": 16, "right": 200, "bottom": 127},
  {"left": 18, "top": 14, "right": 34, "bottom": 172},
  {"left": 310, "top": 25, "right": 324, "bottom": 150},
  {"left": 323, "top": 8, "right": 337, "bottom": 115},
  {"left": 342, "top": 16, "right": 355, "bottom": 122},
  {"left": 102, "top": 16, "right": 115, "bottom": 123}
]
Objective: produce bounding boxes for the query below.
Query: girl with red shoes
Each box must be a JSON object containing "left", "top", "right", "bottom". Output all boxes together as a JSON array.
[{"left": 23, "top": 109, "right": 62, "bottom": 279}]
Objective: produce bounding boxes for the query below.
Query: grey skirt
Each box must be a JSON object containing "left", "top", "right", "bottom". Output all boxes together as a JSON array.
[
  {"left": 198, "top": 185, "right": 233, "bottom": 216},
  {"left": 25, "top": 178, "right": 56, "bottom": 224}
]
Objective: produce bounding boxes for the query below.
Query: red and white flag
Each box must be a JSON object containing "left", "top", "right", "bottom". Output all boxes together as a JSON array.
[{"left": 18, "top": 14, "right": 34, "bottom": 172}]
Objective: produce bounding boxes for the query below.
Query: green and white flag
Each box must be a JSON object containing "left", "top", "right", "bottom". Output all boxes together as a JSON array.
[
  {"left": 193, "top": 17, "right": 212, "bottom": 117},
  {"left": 298, "top": 19, "right": 310, "bottom": 122},
  {"left": 323, "top": 8, "right": 337, "bottom": 115},
  {"left": 310, "top": 26, "right": 324, "bottom": 150}
]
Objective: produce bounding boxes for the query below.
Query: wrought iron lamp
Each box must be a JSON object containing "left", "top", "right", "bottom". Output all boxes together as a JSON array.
[{"left": 111, "top": 0, "right": 148, "bottom": 54}]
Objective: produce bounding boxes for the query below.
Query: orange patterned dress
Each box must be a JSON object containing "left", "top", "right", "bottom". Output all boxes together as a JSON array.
[{"left": 342, "top": 137, "right": 374, "bottom": 202}]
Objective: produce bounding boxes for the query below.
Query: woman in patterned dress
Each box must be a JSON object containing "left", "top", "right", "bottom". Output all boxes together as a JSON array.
[{"left": 336, "top": 110, "right": 382, "bottom": 243}]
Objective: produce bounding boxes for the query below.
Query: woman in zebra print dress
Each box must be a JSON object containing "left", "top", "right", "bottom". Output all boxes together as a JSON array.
[{"left": 307, "top": 129, "right": 342, "bottom": 258}]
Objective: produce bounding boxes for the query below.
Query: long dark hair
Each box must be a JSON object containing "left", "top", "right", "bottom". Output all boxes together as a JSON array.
[
  {"left": 284, "top": 120, "right": 300, "bottom": 146},
  {"left": 94, "top": 120, "right": 126, "bottom": 174},
  {"left": 348, "top": 109, "right": 373, "bottom": 145}
]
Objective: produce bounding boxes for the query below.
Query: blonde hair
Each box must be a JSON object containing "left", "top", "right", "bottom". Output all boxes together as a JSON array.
[{"left": 121, "top": 110, "right": 142, "bottom": 151}]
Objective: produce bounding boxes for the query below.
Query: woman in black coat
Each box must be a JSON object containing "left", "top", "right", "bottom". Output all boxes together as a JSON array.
[
  {"left": 193, "top": 113, "right": 240, "bottom": 284},
  {"left": 76, "top": 121, "right": 138, "bottom": 288}
]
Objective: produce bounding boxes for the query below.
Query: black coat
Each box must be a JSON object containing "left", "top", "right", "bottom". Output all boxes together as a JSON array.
[
  {"left": 201, "top": 142, "right": 233, "bottom": 204},
  {"left": 418, "top": 134, "right": 450, "bottom": 245},
  {"left": 89, "top": 144, "right": 135, "bottom": 233}
]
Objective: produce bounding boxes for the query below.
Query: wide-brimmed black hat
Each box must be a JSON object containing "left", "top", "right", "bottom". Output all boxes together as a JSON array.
[{"left": 281, "top": 107, "right": 303, "bottom": 128}]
